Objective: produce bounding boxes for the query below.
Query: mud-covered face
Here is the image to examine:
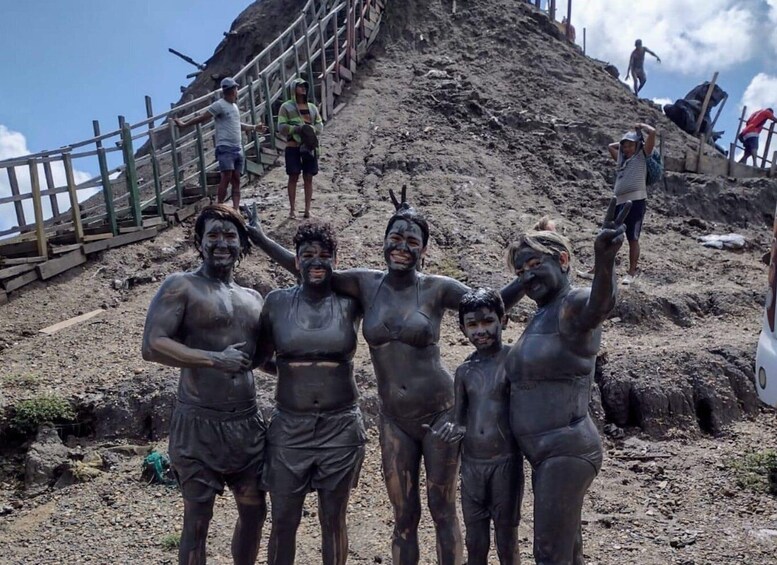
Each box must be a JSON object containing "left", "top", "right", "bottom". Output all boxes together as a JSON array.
[
  {"left": 200, "top": 218, "right": 241, "bottom": 268},
  {"left": 621, "top": 140, "right": 637, "bottom": 159},
  {"left": 461, "top": 307, "right": 503, "bottom": 352},
  {"left": 296, "top": 241, "right": 335, "bottom": 286},
  {"left": 384, "top": 219, "right": 425, "bottom": 271},
  {"left": 512, "top": 247, "right": 568, "bottom": 304}
]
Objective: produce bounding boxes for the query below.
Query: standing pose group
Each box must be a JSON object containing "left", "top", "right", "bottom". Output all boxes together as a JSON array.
[{"left": 143, "top": 190, "right": 630, "bottom": 564}]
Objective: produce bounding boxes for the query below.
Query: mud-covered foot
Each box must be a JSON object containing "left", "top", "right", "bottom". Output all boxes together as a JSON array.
[
  {"left": 303, "top": 210, "right": 310, "bottom": 219},
  {"left": 289, "top": 210, "right": 296, "bottom": 219}
]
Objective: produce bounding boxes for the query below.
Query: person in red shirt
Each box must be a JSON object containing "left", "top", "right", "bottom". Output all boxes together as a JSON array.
[{"left": 738, "top": 108, "right": 776, "bottom": 166}]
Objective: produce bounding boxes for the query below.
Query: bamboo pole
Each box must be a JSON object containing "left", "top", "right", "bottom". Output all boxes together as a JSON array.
[
  {"left": 62, "top": 153, "right": 85, "bottom": 242},
  {"left": 27, "top": 159, "right": 47, "bottom": 256}
]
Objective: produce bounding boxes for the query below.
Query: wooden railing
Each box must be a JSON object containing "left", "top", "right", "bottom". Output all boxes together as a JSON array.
[{"left": 0, "top": 0, "right": 385, "bottom": 302}]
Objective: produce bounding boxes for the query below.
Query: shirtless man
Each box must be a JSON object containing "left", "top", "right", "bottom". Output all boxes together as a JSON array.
[
  {"left": 626, "top": 39, "right": 660, "bottom": 95},
  {"left": 254, "top": 221, "right": 365, "bottom": 565},
  {"left": 142, "top": 204, "right": 267, "bottom": 565},
  {"left": 429, "top": 288, "right": 522, "bottom": 565}
]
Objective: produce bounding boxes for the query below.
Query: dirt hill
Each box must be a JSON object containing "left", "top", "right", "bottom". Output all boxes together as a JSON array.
[{"left": 2, "top": 0, "right": 777, "bottom": 563}]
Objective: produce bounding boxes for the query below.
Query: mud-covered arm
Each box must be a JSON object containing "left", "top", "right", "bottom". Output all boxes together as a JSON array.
[
  {"left": 246, "top": 204, "right": 298, "bottom": 273},
  {"left": 252, "top": 300, "right": 277, "bottom": 375},
  {"left": 141, "top": 275, "right": 250, "bottom": 371},
  {"left": 576, "top": 199, "right": 629, "bottom": 330},
  {"left": 452, "top": 365, "right": 468, "bottom": 431},
  {"left": 440, "top": 276, "right": 471, "bottom": 311},
  {"left": 499, "top": 277, "right": 526, "bottom": 310}
]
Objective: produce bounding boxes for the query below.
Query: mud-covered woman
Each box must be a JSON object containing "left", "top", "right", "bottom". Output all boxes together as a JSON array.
[
  {"left": 247, "top": 192, "right": 523, "bottom": 565},
  {"left": 503, "top": 200, "right": 630, "bottom": 565},
  {"left": 253, "top": 221, "right": 365, "bottom": 565}
]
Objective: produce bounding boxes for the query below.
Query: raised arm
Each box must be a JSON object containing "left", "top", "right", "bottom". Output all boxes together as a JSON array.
[
  {"left": 608, "top": 142, "right": 620, "bottom": 161},
  {"left": 575, "top": 199, "right": 630, "bottom": 330},
  {"left": 637, "top": 123, "right": 657, "bottom": 155},
  {"left": 500, "top": 276, "right": 526, "bottom": 310},
  {"left": 142, "top": 274, "right": 250, "bottom": 371},
  {"left": 173, "top": 112, "right": 212, "bottom": 129}
]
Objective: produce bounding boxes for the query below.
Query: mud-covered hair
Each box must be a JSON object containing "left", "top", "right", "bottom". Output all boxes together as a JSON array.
[
  {"left": 293, "top": 220, "right": 338, "bottom": 255},
  {"left": 458, "top": 287, "right": 505, "bottom": 326},
  {"left": 194, "top": 204, "right": 251, "bottom": 259},
  {"left": 506, "top": 220, "right": 573, "bottom": 273},
  {"left": 384, "top": 206, "right": 430, "bottom": 247}
]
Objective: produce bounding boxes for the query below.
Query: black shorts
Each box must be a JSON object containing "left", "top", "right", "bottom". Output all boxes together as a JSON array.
[
  {"left": 742, "top": 136, "right": 759, "bottom": 153},
  {"left": 616, "top": 198, "right": 646, "bottom": 242},
  {"left": 264, "top": 405, "right": 366, "bottom": 495},
  {"left": 285, "top": 146, "right": 319, "bottom": 176},
  {"left": 461, "top": 454, "right": 524, "bottom": 526},
  {"left": 168, "top": 401, "right": 266, "bottom": 502}
]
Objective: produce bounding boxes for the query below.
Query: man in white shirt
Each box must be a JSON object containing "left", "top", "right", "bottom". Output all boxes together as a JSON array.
[{"left": 174, "top": 77, "right": 266, "bottom": 209}]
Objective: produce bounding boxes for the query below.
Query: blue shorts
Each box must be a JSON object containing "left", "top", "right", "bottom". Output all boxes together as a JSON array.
[
  {"left": 742, "top": 136, "right": 759, "bottom": 153},
  {"left": 216, "top": 145, "right": 244, "bottom": 173},
  {"left": 285, "top": 146, "right": 318, "bottom": 176},
  {"left": 616, "top": 199, "right": 646, "bottom": 242}
]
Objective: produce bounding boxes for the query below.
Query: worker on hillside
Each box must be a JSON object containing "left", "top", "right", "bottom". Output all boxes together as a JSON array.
[
  {"left": 626, "top": 39, "right": 660, "bottom": 96},
  {"left": 173, "top": 77, "right": 266, "bottom": 210},
  {"left": 738, "top": 108, "right": 776, "bottom": 167},
  {"left": 278, "top": 78, "right": 324, "bottom": 219},
  {"left": 607, "top": 123, "right": 657, "bottom": 284}
]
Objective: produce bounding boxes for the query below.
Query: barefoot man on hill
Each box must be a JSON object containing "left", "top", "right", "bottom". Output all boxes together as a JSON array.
[
  {"left": 142, "top": 205, "right": 270, "bottom": 564},
  {"left": 626, "top": 39, "right": 660, "bottom": 96}
]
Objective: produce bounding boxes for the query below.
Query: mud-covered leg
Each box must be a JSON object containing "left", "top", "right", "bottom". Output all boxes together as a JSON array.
[
  {"left": 179, "top": 483, "right": 216, "bottom": 565},
  {"left": 231, "top": 482, "right": 267, "bottom": 565},
  {"left": 318, "top": 457, "right": 361, "bottom": 565},
  {"left": 267, "top": 492, "right": 306, "bottom": 565},
  {"left": 380, "top": 416, "right": 423, "bottom": 565},
  {"left": 465, "top": 519, "right": 490, "bottom": 565},
  {"left": 423, "top": 430, "right": 463, "bottom": 565},
  {"left": 532, "top": 456, "right": 595, "bottom": 565},
  {"left": 495, "top": 525, "right": 521, "bottom": 565}
]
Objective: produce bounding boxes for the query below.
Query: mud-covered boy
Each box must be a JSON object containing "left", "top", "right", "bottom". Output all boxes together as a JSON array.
[{"left": 428, "top": 288, "right": 523, "bottom": 564}]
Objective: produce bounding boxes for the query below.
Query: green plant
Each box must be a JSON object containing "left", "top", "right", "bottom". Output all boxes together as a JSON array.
[
  {"left": 10, "top": 395, "right": 76, "bottom": 435},
  {"left": 161, "top": 533, "right": 181, "bottom": 551},
  {"left": 728, "top": 449, "right": 777, "bottom": 493},
  {"left": 1, "top": 373, "right": 40, "bottom": 388}
]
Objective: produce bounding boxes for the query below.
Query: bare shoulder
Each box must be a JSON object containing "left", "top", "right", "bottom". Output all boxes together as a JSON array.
[{"left": 156, "top": 271, "right": 196, "bottom": 295}]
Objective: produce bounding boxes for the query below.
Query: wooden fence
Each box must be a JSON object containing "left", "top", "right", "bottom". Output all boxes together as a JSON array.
[{"left": 0, "top": 0, "right": 385, "bottom": 304}]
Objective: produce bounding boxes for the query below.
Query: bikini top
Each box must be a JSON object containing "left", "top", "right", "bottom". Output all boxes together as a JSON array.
[
  {"left": 505, "top": 292, "right": 595, "bottom": 383},
  {"left": 361, "top": 275, "right": 438, "bottom": 348},
  {"left": 269, "top": 288, "right": 359, "bottom": 362}
]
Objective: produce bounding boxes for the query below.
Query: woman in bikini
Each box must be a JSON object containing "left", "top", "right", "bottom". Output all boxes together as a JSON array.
[
  {"left": 247, "top": 190, "right": 523, "bottom": 565},
  {"left": 503, "top": 200, "right": 630, "bottom": 564}
]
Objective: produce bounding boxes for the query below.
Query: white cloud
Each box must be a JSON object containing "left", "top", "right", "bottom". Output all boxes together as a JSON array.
[
  {"left": 737, "top": 73, "right": 777, "bottom": 163},
  {"left": 561, "top": 0, "right": 761, "bottom": 76},
  {"left": 652, "top": 97, "right": 673, "bottom": 107},
  {"left": 0, "top": 125, "right": 94, "bottom": 235},
  {"left": 768, "top": 0, "right": 777, "bottom": 53}
]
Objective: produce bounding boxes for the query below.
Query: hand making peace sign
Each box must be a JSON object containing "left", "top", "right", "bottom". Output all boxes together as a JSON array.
[{"left": 594, "top": 198, "right": 631, "bottom": 261}]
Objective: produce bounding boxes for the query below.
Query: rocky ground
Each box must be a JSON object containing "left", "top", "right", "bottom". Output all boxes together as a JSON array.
[{"left": 2, "top": 0, "right": 777, "bottom": 563}]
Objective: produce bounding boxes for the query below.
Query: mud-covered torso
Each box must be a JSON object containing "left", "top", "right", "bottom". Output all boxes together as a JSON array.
[
  {"left": 505, "top": 290, "right": 601, "bottom": 435},
  {"left": 265, "top": 287, "right": 361, "bottom": 412},
  {"left": 360, "top": 272, "right": 454, "bottom": 419},
  {"left": 177, "top": 273, "right": 263, "bottom": 410},
  {"left": 459, "top": 347, "right": 519, "bottom": 460}
]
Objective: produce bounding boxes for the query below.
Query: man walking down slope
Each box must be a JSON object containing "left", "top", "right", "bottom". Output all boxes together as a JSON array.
[
  {"left": 738, "top": 108, "right": 776, "bottom": 167},
  {"left": 278, "top": 78, "right": 324, "bottom": 219},
  {"left": 174, "top": 77, "right": 266, "bottom": 210},
  {"left": 626, "top": 39, "right": 661, "bottom": 96}
]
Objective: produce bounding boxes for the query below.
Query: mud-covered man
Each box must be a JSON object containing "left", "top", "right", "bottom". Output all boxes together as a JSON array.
[
  {"left": 428, "top": 288, "right": 523, "bottom": 565},
  {"left": 626, "top": 39, "right": 660, "bottom": 95},
  {"left": 142, "top": 204, "right": 268, "bottom": 565}
]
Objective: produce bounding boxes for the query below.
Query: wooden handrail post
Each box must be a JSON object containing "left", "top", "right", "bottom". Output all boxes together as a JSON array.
[
  {"left": 728, "top": 142, "right": 736, "bottom": 176},
  {"left": 195, "top": 123, "right": 208, "bottom": 198},
  {"left": 693, "top": 72, "right": 718, "bottom": 136},
  {"left": 550, "top": 0, "right": 556, "bottom": 20},
  {"left": 42, "top": 161, "right": 60, "bottom": 222},
  {"left": 303, "top": 17, "right": 317, "bottom": 105},
  {"left": 346, "top": 0, "right": 354, "bottom": 69},
  {"left": 93, "top": 120, "right": 118, "bottom": 235},
  {"left": 6, "top": 167, "right": 26, "bottom": 229},
  {"left": 62, "top": 153, "right": 85, "bottom": 242},
  {"left": 145, "top": 96, "right": 164, "bottom": 218},
  {"left": 168, "top": 121, "right": 183, "bottom": 208},
  {"left": 734, "top": 105, "right": 747, "bottom": 146},
  {"left": 333, "top": 7, "right": 341, "bottom": 77},
  {"left": 262, "top": 73, "right": 276, "bottom": 149},
  {"left": 761, "top": 122, "right": 776, "bottom": 169},
  {"left": 566, "top": 0, "right": 572, "bottom": 41},
  {"left": 120, "top": 122, "right": 142, "bottom": 227},
  {"left": 27, "top": 159, "right": 47, "bottom": 257},
  {"left": 247, "top": 77, "right": 263, "bottom": 170},
  {"left": 771, "top": 150, "right": 777, "bottom": 178}
]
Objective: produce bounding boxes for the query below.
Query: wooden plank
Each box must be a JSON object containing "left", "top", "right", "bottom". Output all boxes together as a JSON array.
[
  {"left": 0, "top": 289, "right": 7, "bottom": 306},
  {"left": 62, "top": 153, "right": 85, "bottom": 242},
  {"left": 142, "top": 216, "right": 166, "bottom": 228},
  {"left": 0, "top": 239, "right": 40, "bottom": 257},
  {"left": 51, "top": 243, "right": 83, "bottom": 255},
  {"left": 761, "top": 122, "right": 775, "bottom": 168},
  {"left": 3, "top": 269, "right": 39, "bottom": 293},
  {"left": 0, "top": 256, "right": 46, "bottom": 266},
  {"left": 0, "top": 263, "right": 37, "bottom": 279},
  {"left": 118, "top": 225, "right": 146, "bottom": 234},
  {"left": 121, "top": 122, "right": 142, "bottom": 227},
  {"left": 728, "top": 142, "right": 736, "bottom": 176},
  {"left": 6, "top": 167, "right": 26, "bottom": 227},
  {"left": 245, "top": 159, "right": 265, "bottom": 176},
  {"left": 772, "top": 151, "right": 777, "bottom": 178},
  {"left": 82, "top": 232, "right": 114, "bottom": 242},
  {"left": 36, "top": 249, "right": 87, "bottom": 280},
  {"left": 333, "top": 78, "right": 343, "bottom": 96},
  {"left": 339, "top": 65, "right": 353, "bottom": 82},
  {"left": 28, "top": 159, "right": 48, "bottom": 257},
  {"left": 40, "top": 309, "right": 104, "bottom": 335},
  {"left": 693, "top": 72, "right": 718, "bottom": 136},
  {"left": 333, "top": 102, "right": 347, "bottom": 116},
  {"left": 42, "top": 160, "right": 61, "bottom": 220}
]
